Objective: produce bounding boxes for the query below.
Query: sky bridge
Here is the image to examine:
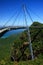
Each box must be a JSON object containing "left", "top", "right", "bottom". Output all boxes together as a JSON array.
[
  {"left": 0, "top": 4, "right": 43, "bottom": 60},
  {"left": 0, "top": 25, "right": 43, "bottom": 37},
  {"left": 0, "top": 26, "right": 27, "bottom": 37}
]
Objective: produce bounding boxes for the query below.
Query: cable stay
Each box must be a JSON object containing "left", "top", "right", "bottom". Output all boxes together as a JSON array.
[
  {"left": 27, "top": 7, "right": 43, "bottom": 22},
  {"left": 11, "top": 9, "right": 22, "bottom": 26},
  {"left": 3, "top": 11, "right": 17, "bottom": 27},
  {"left": 3, "top": 8, "right": 21, "bottom": 27},
  {"left": 25, "top": 6, "right": 33, "bottom": 23},
  {"left": 25, "top": 6, "right": 43, "bottom": 29}
]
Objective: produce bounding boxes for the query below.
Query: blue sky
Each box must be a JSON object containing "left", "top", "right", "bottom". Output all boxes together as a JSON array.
[{"left": 0, "top": 0, "right": 43, "bottom": 26}]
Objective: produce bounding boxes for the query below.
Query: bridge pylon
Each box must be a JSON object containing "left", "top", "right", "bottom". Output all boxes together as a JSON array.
[{"left": 23, "top": 4, "right": 34, "bottom": 60}]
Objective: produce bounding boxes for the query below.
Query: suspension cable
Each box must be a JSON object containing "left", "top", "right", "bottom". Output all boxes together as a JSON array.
[
  {"left": 25, "top": 7, "right": 43, "bottom": 29},
  {"left": 3, "top": 8, "right": 21, "bottom": 27},
  {"left": 11, "top": 9, "right": 22, "bottom": 26},
  {"left": 22, "top": 5, "right": 28, "bottom": 26},
  {"left": 3, "top": 11, "right": 18, "bottom": 27},
  {"left": 25, "top": 6, "right": 33, "bottom": 23},
  {"left": 28, "top": 7, "right": 43, "bottom": 21}
]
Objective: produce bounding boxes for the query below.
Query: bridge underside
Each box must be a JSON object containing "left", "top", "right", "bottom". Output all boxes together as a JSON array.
[
  {"left": 0, "top": 29, "right": 8, "bottom": 37},
  {"left": 0, "top": 27, "right": 26, "bottom": 37}
]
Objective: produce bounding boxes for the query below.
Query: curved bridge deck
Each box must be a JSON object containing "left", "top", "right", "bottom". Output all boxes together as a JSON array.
[
  {"left": 0, "top": 26, "right": 43, "bottom": 37},
  {"left": 0, "top": 26, "right": 27, "bottom": 37}
]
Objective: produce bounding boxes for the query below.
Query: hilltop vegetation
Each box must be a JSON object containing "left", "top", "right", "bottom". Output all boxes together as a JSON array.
[{"left": 0, "top": 22, "right": 43, "bottom": 65}]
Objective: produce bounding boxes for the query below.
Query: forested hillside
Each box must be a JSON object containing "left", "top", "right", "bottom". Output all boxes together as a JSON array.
[
  {"left": 11, "top": 22, "right": 43, "bottom": 61},
  {"left": 0, "top": 22, "right": 43, "bottom": 65}
]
